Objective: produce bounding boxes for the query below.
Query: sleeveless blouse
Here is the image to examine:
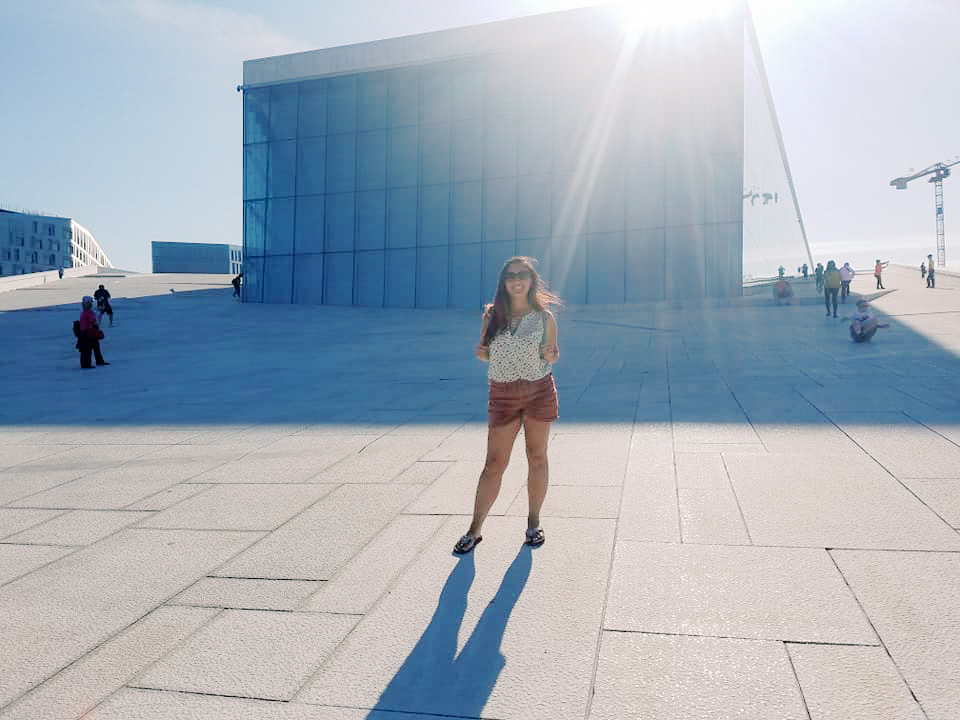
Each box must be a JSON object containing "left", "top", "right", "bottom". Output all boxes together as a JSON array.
[{"left": 487, "top": 310, "right": 552, "bottom": 383}]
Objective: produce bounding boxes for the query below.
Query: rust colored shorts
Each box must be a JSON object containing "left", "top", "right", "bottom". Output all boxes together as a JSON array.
[{"left": 488, "top": 374, "right": 558, "bottom": 427}]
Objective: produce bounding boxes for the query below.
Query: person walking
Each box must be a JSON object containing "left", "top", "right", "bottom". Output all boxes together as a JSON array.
[
  {"left": 94, "top": 285, "right": 113, "bottom": 326},
  {"left": 927, "top": 254, "right": 935, "bottom": 288},
  {"left": 921, "top": 262, "right": 926, "bottom": 280},
  {"left": 232, "top": 273, "right": 243, "bottom": 298},
  {"left": 453, "top": 256, "right": 561, "bottom": 554},
  {"left": 77, "top": 296, "right": 109, "bottom": 368},
  {"left": 823, "top": 260, "right": 841, "bottom": 317},
  {"left": 839, "top": 262, "right": 855, "bottom": 302},
  {"left": 874, "top": 259, "right": 888, "bottom": 289},
  {"left": 815, "top": 263, "right": 824, "bottom": 292}
]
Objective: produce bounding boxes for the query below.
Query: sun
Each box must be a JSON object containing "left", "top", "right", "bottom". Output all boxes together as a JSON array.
[{"left": 610, "top": 0, "right": 737, "bottom": 36}]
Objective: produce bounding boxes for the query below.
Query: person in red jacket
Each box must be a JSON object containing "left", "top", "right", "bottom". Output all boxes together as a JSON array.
[{"left": 78, "top": 296, "right": 109, "bottom": 369}]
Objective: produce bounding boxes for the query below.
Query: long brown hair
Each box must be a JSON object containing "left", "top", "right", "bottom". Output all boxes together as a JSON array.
[{"left": 483, "top": 256, "right": 561, "bottom": 346}]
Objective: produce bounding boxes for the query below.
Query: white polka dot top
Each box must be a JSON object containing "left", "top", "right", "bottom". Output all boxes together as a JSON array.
[{"left": 487, "top": 310, "right": 552, "bottom": 383}]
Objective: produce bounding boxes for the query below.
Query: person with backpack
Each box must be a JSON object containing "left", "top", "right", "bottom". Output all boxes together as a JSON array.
[
  {"left": 94, "top": 285, "right": 113, "bottom": 326},
  {"left": 823, "top": 260, "right": 841, "bottom": 318},
  {"left": 839, "top": 262, "right": 855, "bottom": 302},
  {"left": 77, "top": 296, "right": 109, "bottom": 368}
]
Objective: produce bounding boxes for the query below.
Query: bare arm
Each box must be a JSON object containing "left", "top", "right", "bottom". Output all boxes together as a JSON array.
[
  {"left": 540, "top": 310, "right": 559, "bottom": 363},
  {"left": 475, "top": 306, "right": 492, "bottom": 361}
]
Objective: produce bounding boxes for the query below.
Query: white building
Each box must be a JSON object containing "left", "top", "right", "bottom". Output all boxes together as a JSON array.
[{"left": 0, "top": 209, "right": 112, "bottom": 276}]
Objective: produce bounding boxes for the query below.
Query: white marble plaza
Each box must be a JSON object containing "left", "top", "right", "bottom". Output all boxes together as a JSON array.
[{"left": 1, "top": 265, "right": 958, "bottom": 719}]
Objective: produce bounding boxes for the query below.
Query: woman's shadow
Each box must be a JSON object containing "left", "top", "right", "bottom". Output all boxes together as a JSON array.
[{"left": 367, "top": 546, "right": 533, "bottom": 718}]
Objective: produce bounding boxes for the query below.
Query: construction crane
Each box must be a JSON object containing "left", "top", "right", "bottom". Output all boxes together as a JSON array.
[{"left": 890, "top": 155, "right": 960, "bottom": 267}]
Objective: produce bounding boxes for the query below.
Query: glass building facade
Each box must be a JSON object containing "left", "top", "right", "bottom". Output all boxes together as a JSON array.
[{"left": 242, "top": 4, "right": 807, "bottom": 306}]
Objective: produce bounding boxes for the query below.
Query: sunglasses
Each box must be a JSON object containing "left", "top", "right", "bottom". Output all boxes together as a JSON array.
[{"left": 504, "top": 270, "right": 532, "bottom": 281}]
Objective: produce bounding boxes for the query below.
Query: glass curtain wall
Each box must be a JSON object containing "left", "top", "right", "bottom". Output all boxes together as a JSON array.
[{"left": 243, "top": 12, "right": 748, "bottom": 306}]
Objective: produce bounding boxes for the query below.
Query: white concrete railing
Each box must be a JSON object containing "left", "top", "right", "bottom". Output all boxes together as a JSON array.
[{"left": 0, "top": 266, "right": 104, "bottom": 294}]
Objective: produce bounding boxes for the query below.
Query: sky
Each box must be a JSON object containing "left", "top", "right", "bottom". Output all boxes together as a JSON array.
[{"left": 1, "top": 0, "right": 957, "bottom": 274}]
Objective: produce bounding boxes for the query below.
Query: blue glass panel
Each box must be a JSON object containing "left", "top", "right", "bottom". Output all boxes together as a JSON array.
[
  {"left": 704, "top": 223, "right": 740, "bottom": 298},
  {"left": 263, "top": 254, "right": 293, "bottom": 303},
  {"left": 323, "top": 252, "right": 354, "bottom": 305},
  {"left": 483, "top": 178, "right": 517, "bottom": 243},
  {"left": 358, "top": 72, "right": 387, "bottom": 131},
  {"left": 387, "top": 126, "right": 418, "bottom": 188},
  {"left": 270, "top": 85, "right": 298, "bottom": 141},
  {"left": 243, "top": 88, "right": 269, "bottom": 145},
  {"left": 416, "top": 245, "right": 448, "bottom": 308},
  {"left": 293, "top": 253, "right": 324, "bottom": 304},
  {"left": 294, "top": 196, "right": 324, "bottom": 253},
  {"left": 449, "top": 243, "right": 483, "bottom": 309},
  {"left": 385, "top": 248, "right": 416, "bottom": 307},
  {"left": 326, "top": 134, "right": 356, "bottom": 194},
  {"left": 482, "top": 242, "right": 516, "bottom": 296},
  {"left": 243, "top": 144, "right": 267, "bottom": 200},
  {"left": 387, "top": 67, "right": 419, "bottom": 128},
  {"left": 419, "top": 185, "right": 449, "bottom": 247},
  {"left": 484, "top": 115, "right": 517, "bottom": 179},
  {"left": 356, "top": 190, "right": 386, "bottom": 250},
  {"left": 517, "top": 117, "right": 553, "bottom": 176},
  {"left": 452, "top": 122, "right": 483, "bottom": 182},
  {"left": 243, "top": 255, "right": 263, "bottom": 303},
  {"left": 327, "top": 75, "right": 357, "bottom": 134},
  {"left": 420, "top": 124, "right": 451, "bottom": 185},
  {"left": 549, "top": 235, "right": 586, "bottom": 304},
  {"left": 625, "top": 228, "right": 665, "bottom": 302},
  {"left": 451, "top": 60, "right": 485, "bottom": 121},
  {"left": 587, "top": 231, "right": 625, "bottom": 303},
  {"left": 266, "top": 198, "right": 295, "bottom": 256},
  {"left": 325, "top": 193, "right": 355, "bottom": 252},
  {"left": 626, "top": 152, "right": 665, "bottom": 229},
  {"left": 451, "top": 181, "right": 481, "bottom": 245},
  {"left": 244, "top": 200, "right": 266, "bottom": 255},
  {"left": 387, "top": 187, "right": 417, "bottom": 249},
  {"left": 552, "top": 172, "right": 588, "bottom": 237},
  {"left": 268, "top": 141, "right": 296, "bottom": 198},
  {"left": 298, "top": 79, "right": 326, "bottom": 138},
  {"left": 297, "top": 137, "right": 325, "bottom": 196},
  {"left": 355, "top": 250, "right": 385, "bottom": 306},
  {"left": 587, "top": 167, "right": 625, "bottom": 233},
  {"left": 421, "top": 66, "right": 451, "bottom": 125},
  {"left": 518, "top": 173, "right": 551, "bottom": 239},
  {"left": 357, "top": 130, "right": 387, "bottom": 190},
  {"left": 705, "top": 152, "right": 742, "bottom": 225}
]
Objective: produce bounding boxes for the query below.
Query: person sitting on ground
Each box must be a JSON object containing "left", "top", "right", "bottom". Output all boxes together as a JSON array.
[
  {"left": 846, "top": 299, "right": 889, "bottom": 343},
  {"left": 773, "top": 278, "right": 793, "bottom": 304}
]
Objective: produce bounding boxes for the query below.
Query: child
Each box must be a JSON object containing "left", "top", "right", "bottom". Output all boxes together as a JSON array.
[{"left": 846, "top": 300, "right": 889, "bottom": 343}]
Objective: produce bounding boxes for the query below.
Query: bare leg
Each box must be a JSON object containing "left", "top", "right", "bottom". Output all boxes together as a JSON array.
[
  {"left": 466, "top": 418, "right": 522, "bottom": 537},
  {"left": 522, "top": 417, "right": 551, "bottom": 531}
]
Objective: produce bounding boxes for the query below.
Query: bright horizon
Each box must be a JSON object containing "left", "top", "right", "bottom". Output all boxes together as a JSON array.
[{"left": 1, "top": 0, "right": 957, "bottom": 274}]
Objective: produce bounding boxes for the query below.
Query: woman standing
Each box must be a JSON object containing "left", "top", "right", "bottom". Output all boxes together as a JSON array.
[
  {"left": 454, "top": 257, "right": 561, "bottom": 554},
  {"left": 78, "top": 296, "right": 109, "bottom": 369}
]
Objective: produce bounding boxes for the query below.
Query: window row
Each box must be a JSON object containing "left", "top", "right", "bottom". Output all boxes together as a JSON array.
[{"left": 240, "top": 224, "right": 738, "bottom": 308}]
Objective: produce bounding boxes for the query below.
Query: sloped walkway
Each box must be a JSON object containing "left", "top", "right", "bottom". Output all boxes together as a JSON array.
[{"left": 0, "top": 265, "right": 958, "bottom": 719}]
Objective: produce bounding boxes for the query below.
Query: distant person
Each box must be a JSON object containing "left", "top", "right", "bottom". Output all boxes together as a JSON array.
[
  {"left": 58, "top": 266, "right": 64, "bottom": 279},
  {"left": 846, "top": 299, "right": 889, "bottom": 343},
  {"left": 927, "top": 254, "right": 935, "bottom": 288},
  {"left": 232, "top": 273, "right": 243, "bottom": 298},
  {"left": 778, "top": 265, "right": 785, "bottom": 279},
  {"left": 94, "top": 284, "right": 113, "bottom": 326},
  {"left": 823, "top": 260, "right": 841, "bottom": 317},
  {"left": 839, "top": 262, "right": 855, "bottom": 302},
  {"left": 453, "top": 256, "right": 560, "bottom": 555},
  {"left": 874, "top": 259, "right": 888, "bottom": 289},
  {"left": 920, "top": 262, "right": 926, "bottom": 279},
  {"left": 77, "top": 296, "right": 108, "bottom": 368},
  {"left": 802, "top": 263, "right": 808, "bottom": 279},
  {"left": 815, "top": 263, "right": 824, "bottom": 292}
]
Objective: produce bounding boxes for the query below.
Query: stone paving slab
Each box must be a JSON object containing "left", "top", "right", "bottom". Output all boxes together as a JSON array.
[
  {"left": 589, "top": 632, "right": 807, "bottom": 720},
  {"left": 0, "top": 265, "right": 958, "bottom": 718}
]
